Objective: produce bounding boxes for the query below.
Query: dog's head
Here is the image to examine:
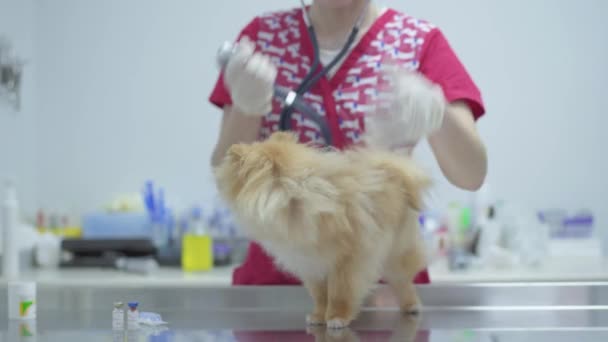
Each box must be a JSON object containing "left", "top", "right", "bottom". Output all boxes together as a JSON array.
[{"left": 214, "top": 132, "right": 322, "bottom": 224}]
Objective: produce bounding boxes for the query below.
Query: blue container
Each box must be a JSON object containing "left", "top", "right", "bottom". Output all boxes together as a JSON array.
[{"left": 82, "top": 212, "right": 151, "bottom": 239}]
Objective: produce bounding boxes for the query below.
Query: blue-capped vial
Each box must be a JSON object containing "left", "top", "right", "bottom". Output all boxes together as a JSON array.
[{"left": 127, "top": 302, "right": 140, "bottom": 329}]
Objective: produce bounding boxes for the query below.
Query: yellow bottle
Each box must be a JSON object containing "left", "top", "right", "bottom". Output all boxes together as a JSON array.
[
  {"left": 181, "top": 207, "right": 213, "bottom": 272},
  {"left": 181, "top": 233, "right": 213, "bottom": 272}
]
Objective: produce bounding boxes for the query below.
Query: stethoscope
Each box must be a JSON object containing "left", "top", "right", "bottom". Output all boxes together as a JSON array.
[{"left": 217, "top": 0, "right": 372, "bottom": 147}]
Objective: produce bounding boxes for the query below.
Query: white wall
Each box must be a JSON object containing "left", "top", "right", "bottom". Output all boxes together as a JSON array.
[
  {"left": 33, "top": 0, "right": 607, "bottom": 225},
  {"left": 34, "top": 0, "right": 277, "bottom": 214},
  {"left": 0, "top": 0, "right": 37, "bottom": 213},
  {"left": 403, "top": 0, "right": 608, "bottom": 217}
]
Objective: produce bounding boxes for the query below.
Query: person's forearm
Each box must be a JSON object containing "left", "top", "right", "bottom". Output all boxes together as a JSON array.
[
  {"left": 427, "top": 101, "right": 487, "bottom": 191},
  {"left": 211, "top": 106, "right": 262, "bottom": 167}
]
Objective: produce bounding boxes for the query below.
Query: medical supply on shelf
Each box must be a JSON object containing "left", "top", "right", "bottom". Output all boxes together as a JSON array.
[
  {"left": 446, "top": 203, "right": 467, "bottom": 247},
  {"left": 48, "top": 214, "right": 59, "bottom": 231},
  {"left": 213, "top": 241, "right": 232, "bottom": 266},
  {"left": 471, "top": 183, "right": 492, "bottom": 232},
  {"left": 142, "top": 180, "right": 175, "bottom": 249},
  {"left": 34, "top": 232, "right": 61, "bottom": 269},
  {"left": 475, "top": 206, "right": 507, "bottom": 267},
  {"left": 35, "top": 209, "right": 44, "bottom": 231},
  {"left": 211, "top": 198, "right": 251, "bottom": 264},
  {"left": 142, "top": 180, "right": 167, "bottom": 222},
  {"left": 447, "top": 248, "right": 471, "bottom": 270},
  {"left": 105, "top": 193, "right": 146, "bottom": 213},
  {"left": 165, "top": 209, "right": 175, "bottom": 244},
  {"left": 138, "top": 312, "right": 167, "bottom": 326},
  {"left": 419, "top": 210, "right": 446, "bottom": 263},
  {"left": 151, "top": 213, "right": 167, "bottom": 249},
  {"left": 445, "top": 202, "right": 477, "bottom": 270},
  {"left": 497, "top": 202, "right": 550, "bottom": 268},
  {"left": 127, "top": 302, "right": 140, "bottom": 330},
  {"left": 181, "top": 206, "right": 213, "bottom": 272},
  {"left": 112, "top": 302, "right": 125, "bottom": 330},
  {"left": 2, "top": 181, "right": 20, "bottom": 280},
  {"left": 35, "top": 209, "right": 82, "bottom": 238},
  {"left": 153, "top": 207, "right": 185, "bottom": 266},
  {"left": 150, "top": 188, "right": 168, "bottom": 248},
  {"left": 538, "top": 209, "right": 594, "bottom": 239},
  {"left": 8, "top": 281, "right": 36, "bottom": 319},
  {"left": 207, "top": 206, "right": 234, "bottom": 266},
  {"left": 143, "top": 181, "right": 155, "bottom": 215},
  {"left": 470, "top": 201, "right": 552, "bottom": 270},
  {"left": 115, "top": 257, "right": 159, "bottom": 275},
  {"left": 82, "top": 212, "right": 150, "bottom": 239}
]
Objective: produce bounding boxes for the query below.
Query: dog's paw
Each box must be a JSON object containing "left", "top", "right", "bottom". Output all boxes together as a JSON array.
[
  {"left": 326, "top": 318, "right": 350, "bottom": 329},
  {"left": 306, "top": 313, "right": 326, "bottom": 326}
]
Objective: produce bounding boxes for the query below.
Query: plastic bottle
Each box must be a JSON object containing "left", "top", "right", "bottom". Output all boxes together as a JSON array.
[
  {"left": 8, "top": 281, "right": 36, "bottom": 319},
  {"left": 2, "top": 182, "right": 19, "bottom": 280},
  {"left": 181, "top": 206, "right": 213, "bottom": 272},
  {"left": 112, "top": 302, "right": 125, "bottom": 330}
]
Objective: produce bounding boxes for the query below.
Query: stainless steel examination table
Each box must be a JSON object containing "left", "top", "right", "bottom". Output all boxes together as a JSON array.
[{"left": 1, "top": 282, "right": 608, "bottom": 341}]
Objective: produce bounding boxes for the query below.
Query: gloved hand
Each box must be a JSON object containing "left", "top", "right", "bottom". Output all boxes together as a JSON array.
[
  {"left": 365, "top": 65, "right": 446, "bottom": 149},
  {"left": 224, "top": 37, "right": 277, "bottom": 116}
]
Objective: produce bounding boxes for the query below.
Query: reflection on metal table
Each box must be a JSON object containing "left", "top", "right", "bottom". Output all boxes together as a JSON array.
[{"left": 1, "top": 282, "right": 608, "bottom": 341}]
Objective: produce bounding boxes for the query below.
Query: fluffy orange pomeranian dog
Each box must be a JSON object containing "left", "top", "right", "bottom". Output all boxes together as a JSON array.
[{"left": 214, "top": 132, "right": 430, "bottom": 329}]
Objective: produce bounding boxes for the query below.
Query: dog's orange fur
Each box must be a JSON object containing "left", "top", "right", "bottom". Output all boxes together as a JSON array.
[{"left": 214, "top": 132, "right": 430, "bottom": 328}]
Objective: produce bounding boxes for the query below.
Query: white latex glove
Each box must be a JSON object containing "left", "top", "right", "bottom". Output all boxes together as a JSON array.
[
  {"left": 224, "top": 37, "right": 277, "bottom": 116},
  {"left": 365, "top": 65, "right": 446, "bottom": 149}
]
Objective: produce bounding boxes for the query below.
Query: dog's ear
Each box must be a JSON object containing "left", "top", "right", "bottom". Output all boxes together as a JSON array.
[{"left": 269, "top": 131, "right": 298, "bottom": 143}]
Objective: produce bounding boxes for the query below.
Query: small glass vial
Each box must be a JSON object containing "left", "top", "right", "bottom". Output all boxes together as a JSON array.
[
  {"left": 112, "top": 301, "right": 125, "bottom": 330},
  {"left": 127, "top": 301, "right": 140, "bottom": 330}
]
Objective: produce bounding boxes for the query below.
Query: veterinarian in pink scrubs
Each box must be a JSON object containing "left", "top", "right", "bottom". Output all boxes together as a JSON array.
[{"left": 209, "top": 0, "right": 487, "bottom": 287}]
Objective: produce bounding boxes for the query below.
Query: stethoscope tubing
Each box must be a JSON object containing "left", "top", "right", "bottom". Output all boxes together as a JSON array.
[{"left": 216, "top": 0, "right": 371, "bottom": 147}]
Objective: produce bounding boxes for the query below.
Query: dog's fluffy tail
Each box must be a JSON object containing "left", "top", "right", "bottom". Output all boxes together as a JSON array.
[{"left": 355, "top": 149, "right": 432, "bottom": 211}]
